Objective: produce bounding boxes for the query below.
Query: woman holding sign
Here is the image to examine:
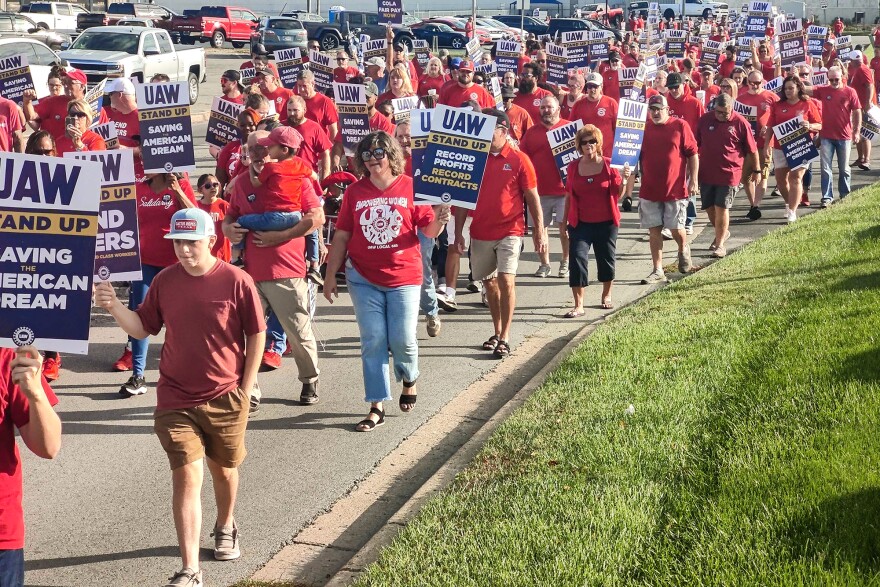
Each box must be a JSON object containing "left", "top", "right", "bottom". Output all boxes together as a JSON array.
[
  {"left": 562, "top": 125, "right": 629, "bottom": 316},
  {"left": 377, "top": 64, "right": 417, "bottom": 107},
  {"left": 323, "top": 131, "right": 450, "bottom": 432},
  {"left": 764, "top": 75, "right": 822, "bottom": 223}
]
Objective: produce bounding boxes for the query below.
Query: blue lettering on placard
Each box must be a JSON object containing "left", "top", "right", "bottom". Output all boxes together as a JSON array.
[
  {"left": 442, "top": 109, "right": 486, "bottom": 135},
  {"left": 0, "top": 55, "right": 22, "bottom": 70},
  {"left": 145, "top": 84, "right": 180, "bottom": 105},
  {"left": 622, "top": 101, "right": 646, "bottom": 119},
  {"left": 551, "top": 125, "right": 577, "bottom": 143},
  {"left": 777, "top": 119, "right": 801, "bottom": 134},
  {"left": 0, "top": 160, "right": 80, "bottom": 205},
  {"left": 337, "top": 84, "right": 363, "bottom": 102},
  {"left": 779, "top": 20, "right": 799, "bottom": 33},
  {"left": 216, "top": 100, "right": 239, "bottom": 117}
]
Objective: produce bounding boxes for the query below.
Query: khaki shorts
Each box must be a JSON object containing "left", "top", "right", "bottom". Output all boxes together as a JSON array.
[
  {"left": 529, "top": 195, "right": 565, "bottom": 227},
  {"left": 154, "top": 386, "right": 249, "bottom": 470},
  {"left": 470, "top": 236, "right": 523, "bottom": 281},
  {"left": 639, "top": 198, "right": 688, "bottom": 230}
]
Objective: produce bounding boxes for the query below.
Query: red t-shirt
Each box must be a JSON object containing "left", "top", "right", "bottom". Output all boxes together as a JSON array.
[
  {"left": 506, "top": 102, "right": 534, "bottom": 142},
  {"left": 719, "top": 57, "right": 736, "bottom": 79},
  {"left": 35, "top": 94, "right": 108, "bottom": 139},
  {"left": 622, "top": 54, "right": 639, "bottom": 68},
  {"left": 470, "top": 143, "right": 537, "bottom": 241},
  {"left": 54, "top": 130, "right": 107, "bottom": 155},
  {"left": 520, "top": 118, "right": 572, "bottom": 196},
  {"left": 0, "top": 96, "right": 22, "bottom": 153},
  {"left": 136, "top": 177, "right": 197, "bottom": 267},
  {"left": 699, "top": 84, "right": 721, "bottom": 109},
  {"left": 512, "top": 87, "right": 553, "bottom": 122},
  {"left": 220, "top": 94, "right": 245, "bottom": 105},
  {"left": 767, "top": 99, "right": 821, "bottom": 149},
  {"left": 263, "top": 86, "right": 295, "bottom": 118},
  {"left": 104, "top": 106, "right": 139, "bottom": 147},
  {"left": 217, "top": 141, "right": 247, "bottom": 183},
  {"left": 870, "top": 56, "right": 880, "bottom": 91},
  {"left": 813, "top": 85, "right": 861, "bottom": 140},
  {"left": 284, "top": 119, "right": 332, "bottom": 171},
  {"left": 417, "top": 74, "right": 448, "bottom": 97},
  {"left": 257, "top": 157, "right": 312, "bottom": 212},
  {"left": 0, "top": 349, "right": 57, "bottom": 550},
  {"left": 640, "top": 117, "right": 698, "bottom": 201},
  {"left": 334, "top": 174, "right": 433, "bottom": 288},
  {"left": 227, "top": 174, "right": 321, "bottom": 282},
  {"left": 695, "top": 111, "right": 757, "bottom": 186},
  {"left": 333, "top": 65, "right": 360, "bottom": 83},
  {"left": 302, "top": 92, "right": 339, "bottom": 128},
  {"left": 570, "top": 96, "right": 619, "bottom": 158},
  {"left": 439, "top": 82, "right": 497, "bottom": 110},
  {"left": 666, "top": 92, "right": 705, "bottom": 132},
  {"left": 759, "top": 58, "right": 777, "bottom": 82},
  {"left": 560, "top": 94, "right": 583, "bottom": 121},
  {"left": 136, "top": 262, "right": 265, "bottom": 410},
  {"left": 735, "top": 89, "right": 777, "bottom": 148},
  {"left": 601, "top": 68, "right": 621, "bottom": 103},
  {"left": 197, "top": 198, "right": 232, "bottom": 262},
  {"left": 565, "top": 158, "right": 622, "bottom": 226},
  {"left": 847, "top": 64, "right": 874, "bottom": 109}
]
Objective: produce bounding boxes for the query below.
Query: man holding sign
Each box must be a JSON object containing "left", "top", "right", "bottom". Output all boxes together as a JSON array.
[{"left": 455, "top": 109, "right": 546, "bottom": 359}]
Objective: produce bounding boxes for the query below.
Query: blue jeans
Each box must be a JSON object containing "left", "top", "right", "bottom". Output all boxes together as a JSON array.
[
  {"left": 820, "top": 138, "right": 852, "bottom": 203},
  {"left": 685, "top": 194, "right": 697, "bottom": 228},
  {"left": 128, "top": 263, "right": 163, "bottom": 377},
  {"left": 265, "top": 311, "right": 286, "bottom": 354},
  {"left": 236, "top": 211, "right": 318, "bottom": 261},
  {"left": 418, "top": 229, "right": 438, "bottom": 318},
  {"left": 345, "top": 264, "right": 420, "bottom": 403},
  {"left": 0, "top": 548, "right": 24, "bottom": 587}
]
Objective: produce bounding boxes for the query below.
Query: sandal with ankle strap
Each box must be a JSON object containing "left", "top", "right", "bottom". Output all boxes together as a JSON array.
[
  {"left": 482, "top": 335, "right": 500, "bottom": 350},
  {"left": 355, "top": 407, "right": 385, "bottom": 432},
  {"left": 400, "top": 379, "right": 417, "bottom": 413},
  {"left": 493, "top": 340, "right": 511, "bottom": 358}
]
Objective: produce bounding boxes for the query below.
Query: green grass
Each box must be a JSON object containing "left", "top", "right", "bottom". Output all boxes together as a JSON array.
[{"left": 351, "top": 186, "right": 880, "bottom": 586}]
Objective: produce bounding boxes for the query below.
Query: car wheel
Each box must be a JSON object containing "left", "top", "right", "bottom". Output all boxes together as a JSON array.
[
  {"left": 398, "top": 36, "right": 414, "bottom": 51},
  {"left": 211, "top": 30, "right": 226, "bottom": 48},
  {"left": 187, "top": 72, "right": 199, "bottom": 104},
  {"left": 232, "top": 41, "right": 245, "bottom": 48},
  {"left": 451, "top": 37, "right": 463, "bottom": 49},
  {"left": 320, "top": 34, "right": 339, "bottom": 50}
]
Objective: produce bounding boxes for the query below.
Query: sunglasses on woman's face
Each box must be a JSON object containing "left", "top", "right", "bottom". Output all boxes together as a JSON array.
[
  {"left": 68, "top": 111, "right": 88, "bottom": 118},
  {"left": 201, "top": 182, "right": 220, "bottom": 189},
  {"left": 580, "top": 138, "right": 598, "bottom": 145},
  {"left": 360, "top": 148, "right": 387, "bottom": 161}
]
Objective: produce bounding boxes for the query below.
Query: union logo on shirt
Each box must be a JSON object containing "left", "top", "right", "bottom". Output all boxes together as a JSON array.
[
  {"left": 470, "top": 92, "right": 478, "bottom": 100},
  {"left": 533, "top": 99, "right": 540, "bottom": 106},
  {"left": 598, "top": 108, "right": 606, "bottom": 116},
  {"left": 360, "top": 205, "right": 403, "bottom": 246}
]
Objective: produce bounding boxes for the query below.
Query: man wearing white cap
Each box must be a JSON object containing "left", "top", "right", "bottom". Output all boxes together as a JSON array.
[
  {"left": 103, "top": 77, "right": 139, "bottom": 149},
  {"left": 95, "top": 208, "right": 266, "bottom": 587}
]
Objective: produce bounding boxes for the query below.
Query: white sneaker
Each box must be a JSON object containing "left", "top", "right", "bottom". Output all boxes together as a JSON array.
[
  {"left": 685, "top": 225, "right": 694, "bottom": 235},
  {"left": 534, "top": 264, "right": 552, "bottom": 278},
  {"left": 660, "top": 228, "right": 673, "bottom": 240},
  {"left": 558, "top": 262, "right": 569, "bottom": 278},
  {"left": 787, "top": 209, "right": 798, "bottom": 223},
  {"left": 426, "top": 315, "right": 441, "bottom": 337}
]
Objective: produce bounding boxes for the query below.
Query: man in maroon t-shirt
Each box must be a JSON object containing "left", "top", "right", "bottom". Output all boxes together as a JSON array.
[
  {"left": 512, "top": 62, "right": 552, "bottom": 121},
  {"left": 695, "top": 93, "right": 758, "bottom": 258},
  {"left": 816, "top": 66, "right": 863, "bottom": 205},
  {"left": 846, "top": 54, "right": 875, "bottom": 170},
  {"left": 95, "top": 208, "right": 266, "bottom": 587},
  {"left": 0, "top": 346, "right": 60, "bottom": 585},
  {"left": 285, "top": 95, "right": 333, "bottom": 180}
]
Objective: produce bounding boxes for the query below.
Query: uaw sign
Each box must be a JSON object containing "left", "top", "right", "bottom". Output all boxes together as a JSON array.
[
  {"left": 334, "top": 82, "right": 370, "bottom": 156},
  {"left": 496, "top": 40, "right": 521, "bottom": 75},
  {"left": 773, "top": 115, "right": 818, "bottom": 169},
  {"left": 777, "top": 19, "right": 807, "bottom": 68},
  {"left": 206, "top": 97, "right": 244, "bottom": 148},
  {"left": 65, "top": 149, "right": 141, "bottom": 283},
  {"left": 562, "top": 30, "right": 590, "bottom": 71},
  {"left": 309, "top": 50, "right": 334, "bottom": 93},
  {"left": 610, "top": 99, "right": 647, "bottom": 169},
  {"left": 275, "top": 47, "right": 306, "bottom": 89},
  {"left": 136, "top": 82, "right": 195, "bottom": 173},
  {"left": 807, "top": 25, "right": 827, "bottom": 58},
  {"left": 0, "top": 53, "right": 35, "bottom": 104},
  {"left": 548, "top": 119, "right": 583, "bottom": 183},
  {"left": 416, "top": 105, "right": 494, "bottom": 209},
  {"left": 0, "top": 153, "right": 103, "bottom": 354}
]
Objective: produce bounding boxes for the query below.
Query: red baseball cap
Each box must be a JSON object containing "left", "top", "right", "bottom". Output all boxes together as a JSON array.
[
  {"left": 66, "top": 69, "right": 88, "bottom": 85},
  {"left": 458, "top": 60, "right": 475, "bottom": 72},
  {"left": 257, "top": 126, "right": 303, "bottom": 150},
  {"left": 320, "top": 171, "right": 358, "bottom": 189}
]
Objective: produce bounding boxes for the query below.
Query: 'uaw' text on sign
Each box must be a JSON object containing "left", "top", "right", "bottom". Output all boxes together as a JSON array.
[
  {"left": 136, "top": 82, "right": 196, "bottom": 174},
  {"left": 548, "top": 119, "right": 584, "bottom": 183},
  {"left": 0, "top": 153, "right": 103, "bottom": 354},
  {"left": 777, "top": 19, "right": 807, "bottom": 67},
  {"left": 334, "top": 82, "right": 370, "bottom": 156},
  {"left": 495, "top": 40, "right": 521, "bottom": 75},
  {"left": 91, "top": 121, "right": 119, "bottom": 150},
  {"left": 610, "top": 99, "right": 647, "bottom": 169},
  {"left": 772, "top": 114, "right": 819, "bottom": 170},
  {"left": 66, "top": 149, "right": 141, "bottom": 283},
  {"left": 0, "top": 53, "right": 36, "bottom": 105},
  {"left": 206, "top": 98, "right": 244, "bottom": 148},
  {"left": 275, "top": 47, "right": 306, "bottom": 90},
  {"left": 309, "top": 50, "right": 334, "bottom": 94},
  {"left": 416, "top": 105, "right": 494, "bottom": 209}
]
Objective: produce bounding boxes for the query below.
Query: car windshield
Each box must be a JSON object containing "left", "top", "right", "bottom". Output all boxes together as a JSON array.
[
  {"left": 27, "top": 3, "right": 51, "bottom": 13},
  {"left": 108, "top": 4, "right": 134, "bottom": 14},
  {"left": 268, "top": 19, "right": 303, "bottom": 29},
  {"left": 71, "top": 31, "right": 139, "bottom": 53}
]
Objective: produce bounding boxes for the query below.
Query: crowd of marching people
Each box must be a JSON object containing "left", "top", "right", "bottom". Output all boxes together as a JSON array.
[{"left": 3, "top": 10, "right": 880, "bottom": 587}]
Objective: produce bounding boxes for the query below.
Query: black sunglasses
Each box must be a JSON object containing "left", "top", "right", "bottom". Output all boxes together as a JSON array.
[
  {"left": 580, "top": 138, "right": 598, "bottom": 145},
  {"left": 201, "top": 182, "right": 220, "bottom": 189},
  {"left": 68, "top": 111, "right": 89, "bottom": 118},
  {"left": 360, "top": 148, "right": 387, "bottom": 161}
]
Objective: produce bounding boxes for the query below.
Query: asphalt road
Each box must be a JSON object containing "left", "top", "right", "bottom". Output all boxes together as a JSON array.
[{"left": 18, "top": 47, "right": 880, "bottom": 587}]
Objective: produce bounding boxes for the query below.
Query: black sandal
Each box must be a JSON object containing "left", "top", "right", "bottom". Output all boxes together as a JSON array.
[
  {"left": 400, "top": 380, "right": 417, "bottom": 413},
  {"left": 482, "top": 335, "right": 500, "bottom": 350},
  {"left": 355, "top": 407, "right": 385, "bottom": 432},
  {"left": 493, "top": 340, "right": 511, "bottom": 358}
]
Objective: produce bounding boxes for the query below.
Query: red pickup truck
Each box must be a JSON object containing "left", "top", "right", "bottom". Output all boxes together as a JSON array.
[{"left": 171, "top": 6, "right": 260, "bottom": 48}]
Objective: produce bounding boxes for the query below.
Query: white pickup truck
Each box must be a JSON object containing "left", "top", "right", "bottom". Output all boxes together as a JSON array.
[
  {"left": 20, "top": 2, "right": 90, "bottom": 33},
  {"left": 59, "top": 27, "right": 206, "bottom": 103},
  {"left": 656, "top": 0, "right": 729, "bottom": 20}
]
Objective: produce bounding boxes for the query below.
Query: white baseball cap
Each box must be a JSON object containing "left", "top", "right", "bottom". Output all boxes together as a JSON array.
[
  {"left": 165, "top": 208, "right": 216, "bottom": 241},
  {"left": 105, "top": 77, "right": 136, "bottom": 95}
]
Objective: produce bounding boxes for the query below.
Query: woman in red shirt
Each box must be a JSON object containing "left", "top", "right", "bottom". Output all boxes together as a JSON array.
[
  {"left": 417, "top": 57, "right": 449, "bottom": 99},
  {"left": 54, "top": 99, "right": 107, "bottom": 155},
  {"left": 112, "top": 173, "right": 196, "bottom": 396},
  {"left": 323, "top": 131, "right": 449, "bottom": 432},
  {"left": 195, "top": 174, "right": 232, "bottom": 263},
  {"left": 764, "top": 75, "right": 822, "bottom": 223},
  {"left": 562, "top": 125, "right": 629, "bottom": 316},
  {"left": 377, "top": 64, "right": 417, "bottom": 107}
]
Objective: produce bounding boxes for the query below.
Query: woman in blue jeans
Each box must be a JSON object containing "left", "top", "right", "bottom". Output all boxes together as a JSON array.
[{"left": 323, "top": 131, "right": 449, "bottom": 431}]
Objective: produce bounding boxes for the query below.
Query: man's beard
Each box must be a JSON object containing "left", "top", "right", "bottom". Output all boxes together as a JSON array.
[{"left": 519, "top": 78, "right": 536, "bottom": 93}]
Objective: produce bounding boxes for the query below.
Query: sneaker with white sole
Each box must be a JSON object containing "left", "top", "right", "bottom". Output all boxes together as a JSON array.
[
  {"left": 660, "top": 228, "right": 673, "bottom": 240},
  {"left": 534, "top": 264, "right": 551, "bottom": 278},
  {"left": 211, "top": 522, "right": 241, "bottom": 561},
  {"left": 164, "top": 567, "right": 202, "bottom": 587},
  {"left": 678, "top": 245, "right": 692, "bottom": 274},
  {"left": 787, "top": 209, "right": 798, "bottom": 223},
  {"left": 641, "top": 269, "right": 668, "bottom": 284},
  {"left": 685, "top": 225, "right": 694, "bottom": 235},
  {"left": 426, "top": 315, "right": 441, "bottom": 337},
  {"left": 119, "top": 375, "right": 146, "bottom": 397},
  {"left": 437, "top": 293, "right": 457, "bottom": 312},
  {"left": 466, "top": 280, "right": 481, "bottom": 293},
  {"left": 558, "top": 262, "right": 569, "bottom": 279}
]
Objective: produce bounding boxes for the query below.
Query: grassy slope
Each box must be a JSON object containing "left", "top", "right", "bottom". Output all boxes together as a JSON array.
[{"left": 353, "top": 188, "right": 880, "bottom": 586}]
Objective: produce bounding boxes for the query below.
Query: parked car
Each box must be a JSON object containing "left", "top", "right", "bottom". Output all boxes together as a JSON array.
[
  {"left": 410, "top": 21, "right": 467, "bottom": 49},
  {"left": 455, "top": 16, "right": 508, "bottom": 41},
  {"left": 402, "top": 14, "right": 421, "bottom": 27},
  {"left": 281, "top": 11, "right": 326, "bottom": 22},
  {"left": 656, "top": 0, "right": 728, "bottom": 19},
  {"left": 479, "top": 17, "right": 525, "bottom": 41},
  {"left": 628, "top": 1, "right": 649, "bottom": 18},
  {"left": 547, "top": 17, "right": 623, "bottom": 41},
  {"left": 60, "top": 26, "right": 207, "bottom": 102},
  {"left": 0, "top": 12, "right": 70, "bottom": 50},
  {"left": 492, "top": 14, "right": 549, "bottom": 35},
  {"left": 0, "top": 37, "right": 65, "bottom": 96},
  {"left": 300, "top": 10, "right": 415, "bottom": 52},
  {"left": 76, "top": 3, "right": 180, "bottom": 36},
  {"left": 251, "top": 16, "right": 307, "bottom": 53},
  {"left": 582, "top": 3, "right": 625, "bottom": 25},
  {"left": 586, "top": 18, "right": 624, "bottom": 41},
  {"left": 169, "top": 6, "right": 260, "bottom": 48},
  {"left": 20, "top": 2, "right": 89, "bottom": 32},
  {"left": 423, "top": 17, "right": 492, "bottom": 45}
]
